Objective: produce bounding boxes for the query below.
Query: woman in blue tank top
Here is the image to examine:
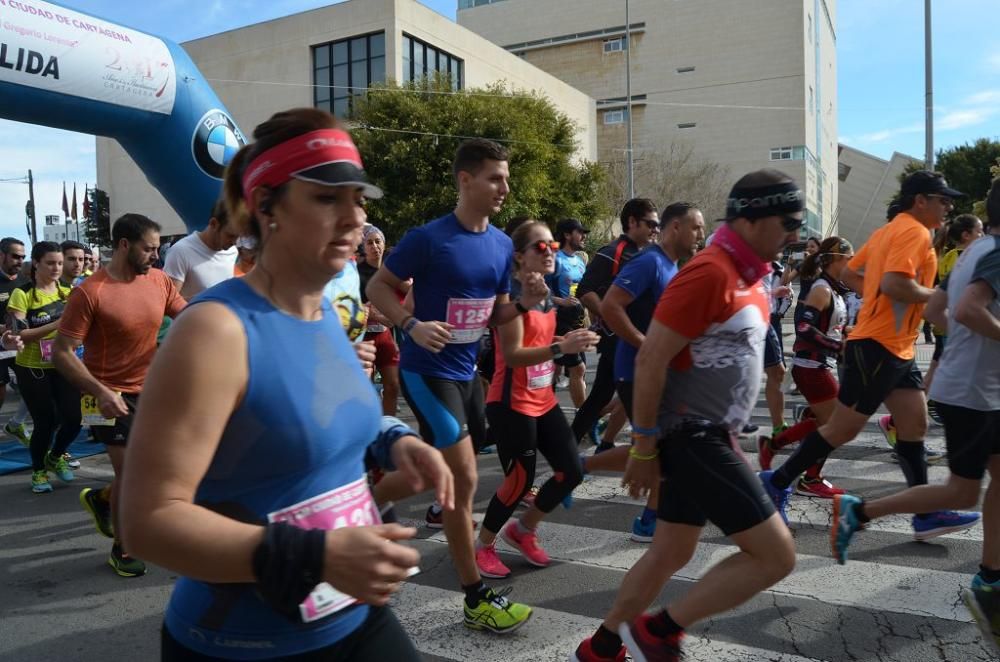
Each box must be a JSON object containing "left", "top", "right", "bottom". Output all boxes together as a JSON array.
[{"left": 120, "top": 109, "right": 453, "bottom": 661}]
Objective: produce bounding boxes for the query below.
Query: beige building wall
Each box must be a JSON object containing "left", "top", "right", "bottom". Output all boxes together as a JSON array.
[
  {"left": 836, "top": 144, "right": 920, "bottom": 246},
  {"left": 97, "top": 0, "right": 595, "bottom": 236},
  {"left": 460, "top": 0, "right": 838, "bottom": 236}
]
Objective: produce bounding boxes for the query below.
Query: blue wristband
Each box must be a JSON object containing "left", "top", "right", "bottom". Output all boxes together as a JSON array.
[{"left": 631, "top": 425, "right": 661, "bottom": 437}]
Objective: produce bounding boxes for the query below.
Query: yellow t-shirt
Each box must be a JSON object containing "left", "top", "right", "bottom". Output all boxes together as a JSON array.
[{"left": 7, "top": 284, "right": 71, "bottom": 369}]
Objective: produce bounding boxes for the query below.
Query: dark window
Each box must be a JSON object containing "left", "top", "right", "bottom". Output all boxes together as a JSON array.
[
  {"left": 312, "top": 31, "right": 387, "bottom": 117},
  {"left": 402, "top": 33, "right": 463, "bottom": 90}
]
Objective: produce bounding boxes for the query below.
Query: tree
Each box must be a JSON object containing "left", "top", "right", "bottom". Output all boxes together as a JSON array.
[
  {"left": 349, "top": 77, "right": 608, "bottom": 243},
  {"left": 972, "top": 157, "right": 1000, "bottom": 220},
  {"left": 597, "top": 141, "right": 730, "bottom": 242},
  {"left": 82, "top": 188, "right": 111, "bottom": 247}
]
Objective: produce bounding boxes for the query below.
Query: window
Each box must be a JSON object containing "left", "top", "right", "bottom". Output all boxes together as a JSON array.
[
  {"left": 675, "top": 66, "right": 695, "bottom": 73},
  {"left": 459, "top": 0, "right": 507, "bottom": 8},
  {"left": 770, "top": 146, "right": 793, "bottom": 160},
  {"left": 603, "top": 37, "right": 625, "bottom": 53},
  {"left": 402, "top": 34, "right": 463, "bottom": 90},
  {"left": 312, "top": 32, "right": 385, "bottom": 117},
  {"left": 838, "top": 162, "right": 852, "bottom": 182},
  {"left": 603, "top": 110, "right": 626, "bottom": 125},
  {"left": 677, "top": 122, "right": 696, "bottom": 129}
]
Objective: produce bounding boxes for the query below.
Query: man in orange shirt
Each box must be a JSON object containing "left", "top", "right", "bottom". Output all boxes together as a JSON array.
[
  {"left": 53, "top": 214, "right": 187, "bottom": 577},
  {"left": 762, "top": 171, "right": 980, "bottom": 540}
]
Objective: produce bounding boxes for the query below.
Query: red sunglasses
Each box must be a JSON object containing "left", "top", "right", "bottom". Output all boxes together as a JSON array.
[{"left": 530, "top": 240, "right": 560, "bottom": 253}]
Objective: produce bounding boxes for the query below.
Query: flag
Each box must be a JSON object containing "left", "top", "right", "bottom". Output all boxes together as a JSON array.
[
  {"left": 71, "top": 183, "right": 78, "bottom": 221},
  {"left": 61, "top": 182, "right": 69, "bottom": 217},
  {"left": 82, "top": 185, "right": 90, "bottom": 220}
]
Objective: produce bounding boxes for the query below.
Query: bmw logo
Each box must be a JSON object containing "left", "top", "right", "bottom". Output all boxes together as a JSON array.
[{"left": 192, "top": 109, "right": 246, "bottom": 179}]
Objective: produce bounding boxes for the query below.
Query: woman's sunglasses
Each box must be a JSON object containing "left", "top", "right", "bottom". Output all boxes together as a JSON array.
[{"left": 530, "top": 241, "right": 560, "bottom": 253}]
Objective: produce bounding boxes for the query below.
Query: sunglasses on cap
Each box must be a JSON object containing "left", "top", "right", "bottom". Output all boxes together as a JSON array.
[{"left": 530, "top": 240, "right": 560, "bottom": 253}]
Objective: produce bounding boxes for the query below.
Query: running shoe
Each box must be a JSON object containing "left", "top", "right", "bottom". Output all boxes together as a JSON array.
[
  {"left": 570, "top": 637, "right": 628, "bottom": 662},
  {"left": 425, "top": 504, "right": 444, "bottom": 529},
  {"left": 520, "top": 486, "right": 539, "bottom": 508},
  {"left": 618, "top": 614, "right": 684, "bottom": 662},
  {"left": 926, "top": 400, "right": 943, "bottom": 425},
  {"left": 501, "top": 521, "right": 550, "bottom": 567},
  {"left": 831, "top": 494, "right": 864, "bottom": 564},
  {"left": 742, "top": 423, "right": 759, "bottom": 435},
  {"left": 556, "top": 375, "right": 570, "bottom": 389},
  {"left": 5, "top": 421, "right": 29, "bottom": 447},
  {"left": 758, "top": 470, "right": 792, "bottom": 525},
  {"left": 963, "top": 585, "right": 1000, "bottom": 655},
  {"left": 925, "top": 448, "right": 947, "bottom": 465},
  {"left": 63, "top": 453, "right": 81, "bottom": 469},
  {"left": 44, "top": 451, "right": 75, "bottom": 482},
  {"left": 972, "top": 574, "right": 1000, "bottom": 591},
  {"left": 630, "top": 513, "right": 656, "bottom": 543},
  {"left": 31, "top": 470, "right": 52, "bottom": 494},
  {"left": 757, "top": 435, "right": 775, "bottom": 471},
  {"left": 796, "top": 476, "right": 845, "bottom": 499},
  {"left": 108, "top": 543, "right": 146, "bottom": 577},
  {"left": 877, "top": 415, "right": 896, "bottom": 449},
  {"left": 772, "top": 423, "right": 789, "bottom": 437},
  {"left": 463, "top": 586, "right": 532, "bottom": 633},
  {"left": 590, "top": 422, "right": 602, "bottom": 447},
  {"left": 79, "top": 487, "right": 114, "bottom": 538},
  {"left": 475, "top": 543, "right": 511, "bottom": 579},
  {"left": 912, "top": 511, "right": 981, "bottom": 541}
]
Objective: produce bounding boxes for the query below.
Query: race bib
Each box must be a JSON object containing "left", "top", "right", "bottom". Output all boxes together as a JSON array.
[
  {"left": 569, "top": 283, "right": 578, "bottom": 297},
  {"left": 266, "top": 477, "right": 383, "bottom": 623},
  {"left": 81, "top": 394, "right": 115, "bottom": 426},
  {"left": 39, "top": 338, "right": 54, "bottom": 363},
  {"left": 527, "top": 361, "right": 555, "bottom": 390},
  {"left": 445, "top": 297, "right": 495, "bottom": 344}
]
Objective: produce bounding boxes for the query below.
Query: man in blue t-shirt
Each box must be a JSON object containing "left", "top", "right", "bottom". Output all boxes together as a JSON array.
[
  {"left": 366, "top": 138, "right": 543, "bottom": 633},
  {"left": 592, "top": 202, "right": 705, "bottom": 543},
  {"left": 546, "top": 218, "right": 589, "bottom": 407}
]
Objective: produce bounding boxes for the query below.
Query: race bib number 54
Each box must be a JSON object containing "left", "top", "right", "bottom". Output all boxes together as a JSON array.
[
  {"left": 267, "top": 477, "right": 382, "bottom": 623},
  {"left": 445, "top": 297, "right": 495, "bottom": 344},
  {"left": 81, "top": 394, "right": 116, "bottom": 426}
]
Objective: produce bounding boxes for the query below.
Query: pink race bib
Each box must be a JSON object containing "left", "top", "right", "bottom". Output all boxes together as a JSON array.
[
  {"left": 526, "top": 361, "right": 555, "bottom": 390},
  {"left": 39, "top": 338, "right": 54, "bottom": 363},
  {"left": 445, "top": 297, "right": 495, "bottom": 344},
  {"left": 266, "top": 477, "right": 381, "bottom": 623}
]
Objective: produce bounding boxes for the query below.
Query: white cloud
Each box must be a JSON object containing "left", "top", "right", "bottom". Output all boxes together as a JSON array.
[
  {"left": 989, "top": 53, "right": 1000, "bottom": 72},
  {"left": 937, "top": 107, "right": 998, "bottom": 131}
]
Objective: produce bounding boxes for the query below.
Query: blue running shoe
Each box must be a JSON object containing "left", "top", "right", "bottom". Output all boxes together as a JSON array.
[
  {"left": 912, "top": 510, "right": 980, "bottom": 541},
  {"left": 758, "top": 470, "right": 792, "bottom": 525},
  {"left": 630, "top": 513, "right": 656, "bottom": 543},
  {"left": 831, "top": 494, "right": 864, "bottom": 564},
  {"left": 972, "top": 574, "right": 1000, "bottom": 591},
  {"left": 590, "top": 423, "right": 602, "bottom": 446}
]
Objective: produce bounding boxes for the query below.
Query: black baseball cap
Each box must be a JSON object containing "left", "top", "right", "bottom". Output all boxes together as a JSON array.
[
  {"left": 556, "top": 218, "right": 590, "bottom": 235},
  {"left": 900, "top": 170, "right": 964, "bottom": 198}
]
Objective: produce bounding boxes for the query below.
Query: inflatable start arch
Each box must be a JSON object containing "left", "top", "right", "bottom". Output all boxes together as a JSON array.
[{"left": 0, "top": 0, "right": 245, "bottom": 231}]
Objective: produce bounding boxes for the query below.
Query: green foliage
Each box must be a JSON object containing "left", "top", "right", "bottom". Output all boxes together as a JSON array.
[
  {"left": 894, "top": 140, "right": 1000, "bottom": 216},
  {"left": 82, "top": 188, "right": 111, "bottom": 247},
  {"left": 348, "top": 77, "right": 608, "bottom": 243}
]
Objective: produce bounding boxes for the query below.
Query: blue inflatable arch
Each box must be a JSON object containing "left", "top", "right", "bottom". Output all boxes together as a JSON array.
[{"left": 0, "top": 0, "right": 245, "bottom": 232}]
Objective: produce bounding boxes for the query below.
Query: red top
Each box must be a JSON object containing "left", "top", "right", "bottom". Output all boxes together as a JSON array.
[{"left": 487, "top": 305, "right": 558, "bottom": 417}]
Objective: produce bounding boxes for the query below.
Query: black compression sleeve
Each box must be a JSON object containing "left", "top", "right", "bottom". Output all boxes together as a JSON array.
[{"left": 796, "top": 304, "right": 842, "bottom": 352}]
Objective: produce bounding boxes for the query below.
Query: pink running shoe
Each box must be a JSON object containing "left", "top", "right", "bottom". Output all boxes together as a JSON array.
[
  {"left": 570, "top": 637, "right": 628, "bottom": 662},
  {"left": 618, "top": 614, "right": 684, "bottom": 662},
  {"left": 475, "top": 543, "right": 511, "bottom": 579},
  {"left": 501, "top": 521, "right": 551, "bottom": 567},
  {"left": 796, "top": 476, "right": 846, "bottom": 499}
]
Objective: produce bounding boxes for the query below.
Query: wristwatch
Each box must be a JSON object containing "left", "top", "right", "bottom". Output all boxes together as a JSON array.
[
  {"left": 550, "top": 342, "right": 563, "bottom": 359},
  {"left": 514, "top": 300, "right": 530, "bottom": 314}
]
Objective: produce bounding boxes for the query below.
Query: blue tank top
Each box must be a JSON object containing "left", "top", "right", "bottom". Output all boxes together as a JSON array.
[{"left": 164, "top": 278, "right": 383, "bottom": 660}]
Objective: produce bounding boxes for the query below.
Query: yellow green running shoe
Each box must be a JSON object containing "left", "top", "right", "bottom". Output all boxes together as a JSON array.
[
  {"left": 463, "top": 587, "right": 532, "bottom": 634},
  {"left": 80, "top": 487, "right": 114, "bottom": 538}
]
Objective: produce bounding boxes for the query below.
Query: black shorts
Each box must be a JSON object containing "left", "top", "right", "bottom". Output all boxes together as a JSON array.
[
  {"left": 937, "top": 402, "right": 1000, "bottom": 480},
  {"left": 399, "top": 371, "right": 486, "bottom": 450},
  {"left": 838, "top": 339, "right": 923, "bottom": 416},
  {"left": 0, "top": 356, "right": 14, "bottom": 385},
  {"left": 657, "top": 423, "right": 776, "bottom": 535},
  {"left": 616, "top": 380, "right": 634, "bottom": 423},
  {"left": 91, "top": 392, "right": 139, "bottom": 447},
  {"left": 932, "top": 334, "right": 947, "bottom": 361},
  {"left": 763, "top": 324, "right": 784, "bottom": 369},
  {"left": 476, "top": 333, "right": 495, "bottom": 383}
]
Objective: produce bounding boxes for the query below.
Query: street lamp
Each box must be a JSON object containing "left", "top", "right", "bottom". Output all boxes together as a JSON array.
[{"left": 625, "top": 0, "right": 635, "bottom": 200}]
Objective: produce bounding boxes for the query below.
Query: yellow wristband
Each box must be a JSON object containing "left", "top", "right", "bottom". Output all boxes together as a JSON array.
[{"left": 628, "top": 447, "right": 659, "bottom": 461}]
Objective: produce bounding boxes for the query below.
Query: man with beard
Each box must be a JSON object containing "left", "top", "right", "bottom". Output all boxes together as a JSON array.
[
  {"left": 549, "top": 218, "right": 590, "bottom": 407},
  {"left": 0, "top": 237, "right": 29, "bottom": 443},
  {"left": 53, "top": 214, "right": 186, "bottom": 577}
]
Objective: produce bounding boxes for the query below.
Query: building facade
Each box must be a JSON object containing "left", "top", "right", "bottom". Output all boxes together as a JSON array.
[
  {"left": 458, "top": 0, "right": 838, "bottom": 236},
  {"left": 97, "top": 0, "right": 596, "bottom": 236},
  {"left": 835, "top": 144, "right": 920, "bottom": 246}
]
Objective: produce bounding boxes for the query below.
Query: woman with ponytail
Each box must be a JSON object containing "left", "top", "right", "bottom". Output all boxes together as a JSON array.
[
  {"left": 120, "top": 108, "right": 452, "bottom": 660},
  {"left": 758, "top": 236, "right": 854, "bottom": 499},
  {"left": 6, "top": 241, "right": 79, "bottom": 494}
]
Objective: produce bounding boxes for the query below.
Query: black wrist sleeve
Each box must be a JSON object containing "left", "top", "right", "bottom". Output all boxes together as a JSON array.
[{"left": 252, "top": 522, "right": 326, "bottom": 620}]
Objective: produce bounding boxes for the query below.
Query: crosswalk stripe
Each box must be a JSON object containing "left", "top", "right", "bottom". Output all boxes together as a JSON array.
[
  {"left": 393, "top": 582, "right": 831, "bottom": 662},
  {"left": 417, "top": 519, "right": 975, "bottom": 623}
]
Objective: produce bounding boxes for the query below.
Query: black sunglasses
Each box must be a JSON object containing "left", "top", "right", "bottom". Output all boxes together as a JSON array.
[{"left": 781, "top": 215, "right": 804, "bottom": 232}]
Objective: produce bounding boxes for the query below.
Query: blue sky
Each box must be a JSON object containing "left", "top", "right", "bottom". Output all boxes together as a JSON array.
[{"left": 0, "top": 0, "right": 997, "bottom": 242}]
